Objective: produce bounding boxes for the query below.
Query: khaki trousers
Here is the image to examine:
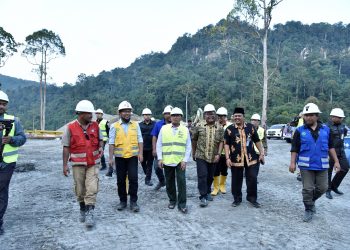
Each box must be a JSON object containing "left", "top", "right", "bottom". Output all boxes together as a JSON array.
[{"left": 72, "top": 165, "right": 99, "bottom": 205}]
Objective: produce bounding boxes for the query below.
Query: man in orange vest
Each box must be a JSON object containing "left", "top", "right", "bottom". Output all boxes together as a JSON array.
[
  {"left": 109, "top": 101, "right": 143, "bottom": 212},
  {"left": 62, "top": 100, "right": 103, "bottom": 228}
]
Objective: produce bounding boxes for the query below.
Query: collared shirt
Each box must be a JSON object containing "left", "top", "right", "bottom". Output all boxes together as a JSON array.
[
  {"left": 0, "top": 113, "right": 26, "bottom": 166},
  {"left": 291, "top": 122, "right": 334, "bottom": 153},
  {"left": 156, "top": 125, "right": 192, "bottom": 166},
  {"left": 139, "top": 120, "right": 155, "bottom": 151},
  {"left": 192, "top": 122, "right": 224, "bottom": 163},
  {"left": 151, "top": 119, "right": 167, "bottom": 138},
  {"left": 108, "top": 120, "right": 143, "bottom": 145},
  {"left": 224, "top": 122, "right": 260, "bottom": 167},
  {"left": 62, "top": 120, "right": 103, "bottom": 147}
]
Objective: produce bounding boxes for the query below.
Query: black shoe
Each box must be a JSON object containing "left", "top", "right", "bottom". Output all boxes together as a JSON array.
[
  {"left": 332, "top": 187, "right": 344, "bottom": 195},
  {"left": 326, "top": 191, "right": 333, "bottom": 199},
  {"left": 168, "top": 203, "right": 176, "bottom": 209},
  {"left": 249, "top": 201, "right": 261, "bottom": 208},
  {"left": 199, "top": 198, "right": 208, "bottom": 207},
  {"left": 100, "top": 165, "right": 107, "bottom": 171},
  {"left": 117, "top": 202, "right": 127, "bottom": 211},
  {"left": 207, "top": 194, "right": 213, "bottom": 201},
  {"left": 154, "top": 182, "right": 165, "bottom": 191},
  {"left": 311, "top": 205, "right": 316, "bottom": 214},
  {"left": 130, "top": 202, "right": 140, "bottom": 212},
  {"left": 303, "top": 210, "right": 313, "bottom": 222},
  {"left": 145, "top": 180, "right": 153, "bottom": 186},
  {"left": 105, "top": 172, "right": 113, "bottom": 177},
  {"left": 178, "top": 207, "right": 188, "bottom": 214},
  {"left": 297, "top": 174, "right": 302, "bottom": 182},
  {"left": 232, "top": 201, "right": 241, "bottom": 207},
  {"left": 85, "top": 205, "right": 95, "bottom": 228}
]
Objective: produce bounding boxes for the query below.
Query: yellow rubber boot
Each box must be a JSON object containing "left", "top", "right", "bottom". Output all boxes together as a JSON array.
[
  {"left": 211, "top": 176, "right": 220, "bottom": 196},
  {"left": 219, "top": 175, "right": 227, "bottom": 194},
  {"left": 126, "top": 175, "right": 129, "bottom": 194}
]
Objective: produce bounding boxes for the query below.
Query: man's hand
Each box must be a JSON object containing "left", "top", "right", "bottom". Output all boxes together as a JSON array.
[
  {"left": 289, "top": 162, "right": 296, "bottom": 173},
  {"left": 63, "top": 165, "right": 70, "bottom": 177},
  {"left": 259, "top": 154, "right": 265, "bottom": 165},
  {"left": 152, "top": 149, "right": 157, "bottom": 157},
  {"left": 333, "top": 161, "right": 341, "bottom": 173},
  {"left": 264, "top": 151, "right": 267, "bottom": 157},
  {"left": 226, "top": 159, "right": 233, "bottom": 168},
  {"left": 180, "top": 161, "right": 186, "bottom": 171},
  {"left": 158, "top": 160, "right": 164, "bottom": 169},
  {"left": 214, "top": 154, "right": 220, "bottom": 163},
  {"left": 109, "top": 158, "right": 114, "bottom": 167},
  {"left": 2, "top": 136, "right": 12, "bottom": 145},
  {"left": 99, "top": 147, "right": 104, "bottom": 155},
  {"left": 138, "top": 153, "right": 143, "bottom": 163}
]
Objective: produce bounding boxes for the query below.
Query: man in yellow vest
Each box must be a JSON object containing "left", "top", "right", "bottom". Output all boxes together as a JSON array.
[
  {"left": 157, "top": 108, "right": 191, "bottom": 214},
  {"left": 211, "top": 107, "right": 232, "bottom": 196},
  {"left": 251, "top": 114, "right": 268, "bottom": 177},
  {"left": 109, "top": 101, "right": 143, "bottom": 212},
  {"left": 95, "top": 109, "right": 109, "bottom": 172},
  {"left": 0, "top": 90, "right": 26, "bottom": 235}
]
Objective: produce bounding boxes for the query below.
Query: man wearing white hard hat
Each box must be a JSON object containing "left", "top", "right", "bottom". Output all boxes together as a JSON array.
[
  {"left": 139, "top": 108, "right": 156, "bottom": 186},
  {"left": 62, "top": 100, "right": 103, "bottom": 228},
  {"left": 289, "top": 103, "right": 341, "bottom": 222},
  {"left": 151, "top": 105, "right": 173, "bottom": 191},
  {"left": 211, "top": 107, "right": 232, "bottom": 196},
  {"left": 108, "top": 101, "right": 143, "bottom": 212},
  {"left": 326, "top": 108, "right": 349, "bottom": 199},
  {"left": 192, "top": 104, "right": 224, "bottom": 207},
  {"left": 157, "top": 107, "right": 191, "bottom": 213},
  {"left": 251, "top": 113, "right": 268, "bottom": 177},
  {"left": 0, "top": 90, "right": 26, "bottom": 235},
  {"left": 95, "top": 109, "right": 109, "bottom": 172}
]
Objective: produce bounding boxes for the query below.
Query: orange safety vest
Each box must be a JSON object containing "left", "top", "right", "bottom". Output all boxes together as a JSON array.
[
  {"left": 68, "top": 120, "right": 100, "bottom": 167},
  {"left": 114, "top": 122, "right": 139, "bottom": 158}
]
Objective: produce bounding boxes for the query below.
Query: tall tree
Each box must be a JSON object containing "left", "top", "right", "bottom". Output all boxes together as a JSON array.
[
  {"left": 22, "top": 29, "right": 65, "bottom": 130},
  {"left": 232, "top": 0, "right": 284, "bottom": 126},
  {"left": 0, "top": 27, "right": 18, "bottom": 68}
]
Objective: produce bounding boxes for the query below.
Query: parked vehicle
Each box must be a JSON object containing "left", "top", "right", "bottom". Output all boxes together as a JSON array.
[
  {"left": 283, "top": 124, "right": 297, "bottom": 143},
  {"left": 344, "top": 136, "right": 350, "bottom": 164},
  {"left": 267, "top": 124, "right": 286, "bottom": 139}
]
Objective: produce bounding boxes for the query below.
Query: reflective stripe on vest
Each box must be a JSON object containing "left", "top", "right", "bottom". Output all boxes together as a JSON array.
[
  {"left": 99, "top": 119, "right": 108, "bottom": 142},
  {"left": 161, "top": 124, "right": 188, "bottom": 166},
  {"left": 254, "top": 126, "right": 265, "bottom": 154},
  {"left": 3, "top": 114, "right": 19, "bottom": 163},
  {"left": 297, "top": 125, "right": 330, "bottom": 170},
  {"left": 114, "top": 122, "right": 139, "bottom": 158}
]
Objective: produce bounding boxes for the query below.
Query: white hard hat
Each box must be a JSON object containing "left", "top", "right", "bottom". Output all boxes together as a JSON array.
[
  {"left": 118, "top": 101, "right": 133, "bottom": 111},
  {"left": 163, "top": 105, "right": 173, "bottom": 114},
  {"left": 0, "top": 90, "right": 9, "bottom": 102},
  {"left": 216, "top": 107, "right": 228, "bottom": 116},
  {"left": 95, "top": 108, "right": 104, "bottom": 114},
  {"left": 142, "top": 108, "right": 152, "bottom": 115},
  {"left": 204, "top": 104, "right": 216, "bottom": 113},
  {"left": 171, "top": 107, "right": 183, "bottom": 116},
  {"left": 75, "top": 100, "right": 95, "bottom": 113},
  {"left": 330, "top": 108, "right": 345, "bottom": 118},
  {"left": 251, "top": 113, "right": 261, "bottom": 120},
  {"left": 302, "top": 103, "right": 321, "bottom": 115}
]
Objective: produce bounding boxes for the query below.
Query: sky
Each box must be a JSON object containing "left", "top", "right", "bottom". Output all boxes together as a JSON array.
[{"left": 1, "top": 0, "right": 350, "bottom": 85}]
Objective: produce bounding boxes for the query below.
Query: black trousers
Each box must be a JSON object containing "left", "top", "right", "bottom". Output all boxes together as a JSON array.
[
  {"left": 115, "top": 157, "right": 138, "bottom": 203},
  {"left": 141, "top": 150, "right": 153, "bottom": 182},
  {"left": 196, "top": 158, "right": 215, "bottom": 199},
  {"left": 213, "top": 155, "right": 228, "bottom": 177},
  {"left": 328, "top": 155, "right": 349, "bottom": 191},
  {"left": 100, "top": 141, "right": 107, "bottom": 169},
  {"left": 153, "top": 157, "right": 165, "bottom": 184},
  {"left": 164, "top": 164, "right": 187, "bottom": 209},
  {"left": 0, "top": 162, "right": 16, "bottom": 225},
  {"left": 231, "top": 162, "right": 258, "bottom": 202}
]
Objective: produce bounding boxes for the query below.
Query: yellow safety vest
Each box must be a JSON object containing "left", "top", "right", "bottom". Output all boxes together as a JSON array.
[
  {"left": 99, "top": 119, "right": 108, "bottom": 142},
  {"left": 2, "top": 114, "right": 19, "bottom": 163},
  {"left": 161, "top": 124, "right": 188, "bottom": 166},
  {"left": 297, "top": 117, "right": 304, "bottom": 127},
  {"left": 254, "top": 126, "right": 265, "bottom": 154},
  {"left": 114, "top": 122, "right": 139, "bottom": 158}
]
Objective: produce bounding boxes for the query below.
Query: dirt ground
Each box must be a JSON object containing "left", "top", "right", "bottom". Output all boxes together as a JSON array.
[{"left": 1, "top": 139, "right": 349, "bottom": 250}]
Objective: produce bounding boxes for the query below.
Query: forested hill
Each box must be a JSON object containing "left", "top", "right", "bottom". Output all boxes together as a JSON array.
[
  {"left": 4, "top": 18, "right": 350, "bottom": 130},
  {"left": 0, "top": 74, "right": 37, "bottom": 91}
]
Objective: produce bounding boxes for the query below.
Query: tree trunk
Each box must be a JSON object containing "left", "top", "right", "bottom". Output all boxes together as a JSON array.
[
  {"left": 39, "top": 48, "right": 44, "bottom": 130},
  {"left": 261, "top": 29, "right": 268, "bottom": 126},
  {"left": 43, "top": 50, "right": 47, "bottom": 131}
]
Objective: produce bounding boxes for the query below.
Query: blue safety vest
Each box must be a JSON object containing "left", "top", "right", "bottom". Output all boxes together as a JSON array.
[{"left": 297, "top": 124, "right": 330, "bottom": 171}]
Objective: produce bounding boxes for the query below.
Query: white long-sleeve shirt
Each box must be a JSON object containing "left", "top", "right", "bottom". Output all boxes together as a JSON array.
[{"left": 156, "top": 125, "right": 192, "bottom": 167}]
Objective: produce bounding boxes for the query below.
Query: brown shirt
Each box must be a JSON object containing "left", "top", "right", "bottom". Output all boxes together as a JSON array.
[{"left": 192, "top": 122, "right": 224, "bottom": 163}]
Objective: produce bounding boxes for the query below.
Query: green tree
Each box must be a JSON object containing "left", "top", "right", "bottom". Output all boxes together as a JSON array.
[
  {"left": 22, "top": 29, "right": 65, "bottom": 130},
  {"left": 0, "top": 27, "right": 18, "bottom": 68}
]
